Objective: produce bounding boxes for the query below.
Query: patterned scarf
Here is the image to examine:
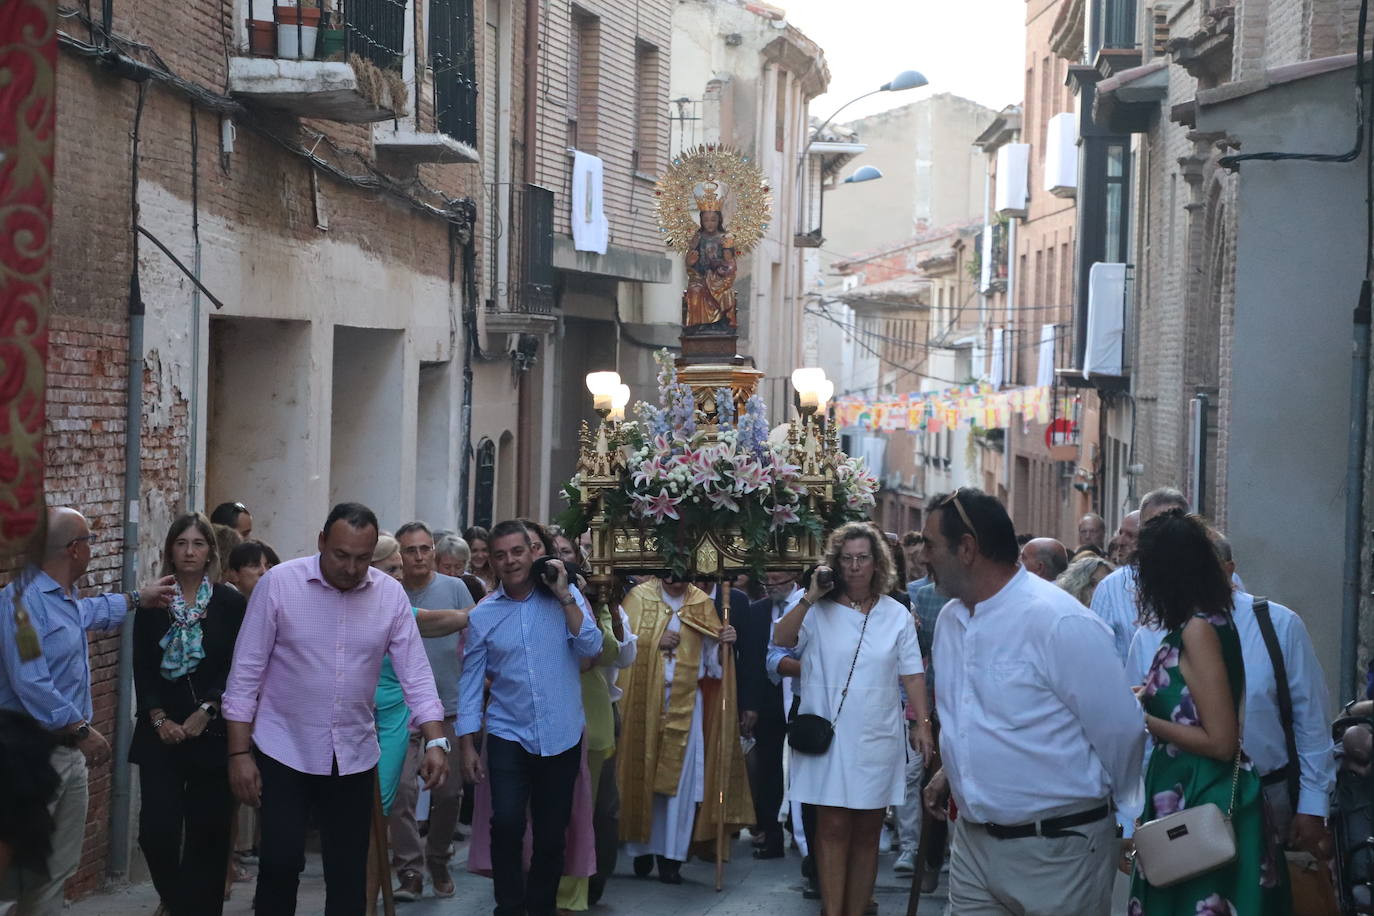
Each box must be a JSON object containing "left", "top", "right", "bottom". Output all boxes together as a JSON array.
[{"left": 159, "top": 577, "right": 212, "bottom": 680}]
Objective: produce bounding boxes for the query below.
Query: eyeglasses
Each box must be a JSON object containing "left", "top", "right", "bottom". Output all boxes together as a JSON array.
[
  {"left": 401, "top": 545, "right": 435, "bottom": 556},
  {"left": 939, "top": 490, "right": 980, "bottom": 544},
  {"left": 839, "top": 554, "right": 873, "bottom": 566},
  {"left": 67, "top": 534, "right": 96, "bottom": 547}
]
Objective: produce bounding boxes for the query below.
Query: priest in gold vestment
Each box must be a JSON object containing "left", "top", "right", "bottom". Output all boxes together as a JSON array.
[{"left": 617, "top": 576, "right": 753, "bottom": 883}]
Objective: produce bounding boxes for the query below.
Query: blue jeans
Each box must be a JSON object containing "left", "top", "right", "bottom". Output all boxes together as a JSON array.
[{"left": 486, "top": 735, "right": 581, "bottom": 916}]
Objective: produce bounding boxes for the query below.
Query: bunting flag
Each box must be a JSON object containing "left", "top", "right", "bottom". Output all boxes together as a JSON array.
[{"left": 834, "top": 383, "right": 1055, "bottom": 435}]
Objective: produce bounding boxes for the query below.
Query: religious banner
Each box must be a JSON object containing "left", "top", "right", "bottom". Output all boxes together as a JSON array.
[{"left": 1, "top": 0, "right": 54, "bottom": 658}]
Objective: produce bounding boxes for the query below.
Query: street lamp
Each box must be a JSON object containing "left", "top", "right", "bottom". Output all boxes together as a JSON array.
[
  {"left": 585, "top": 371, "right": 622, "bottom": 418},
  {"left": 843, "top": 165, "right": 883, "bottom": 185},
  {"left": 799, "top": 69, "right": 929, "bottom": 165}
]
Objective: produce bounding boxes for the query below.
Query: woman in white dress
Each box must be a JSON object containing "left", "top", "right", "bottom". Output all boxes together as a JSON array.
[{"left": 774, "top": 522, "right": 934, "bottom": 916}]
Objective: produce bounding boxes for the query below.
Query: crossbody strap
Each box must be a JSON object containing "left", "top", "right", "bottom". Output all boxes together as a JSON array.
[
  {"left": 832, "top": 605, "right": 872, "bottom": 726},
  {"left": 1252, "top": 596, "right": 1299, "bottom": 809}
]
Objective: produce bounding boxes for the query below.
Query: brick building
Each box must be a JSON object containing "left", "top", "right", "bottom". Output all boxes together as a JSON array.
[
  {"left": 1052, "top": 0, "right": 1367, "bottom": 701},
  {"left": 45, "top": 0, "right": 671, "bottom": 897}
]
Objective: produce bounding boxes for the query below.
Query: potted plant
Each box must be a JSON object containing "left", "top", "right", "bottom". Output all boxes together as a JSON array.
[
  {"left": 274, "top": 0, "right": 321, "bottom": 60},
  {"left": 245, "top": 0, "right": 276, "bottom": 57}
]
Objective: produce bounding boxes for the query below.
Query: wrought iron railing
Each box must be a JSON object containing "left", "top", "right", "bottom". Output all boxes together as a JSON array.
[
  {"left": 344, "top": 0, "right": 407, "bottom": 70},
  {"left": 511, "top": 184, "right": 555, "bottom": 314},
  {"left": 430, "top": 0, "right": 478, "bottom": 144}
]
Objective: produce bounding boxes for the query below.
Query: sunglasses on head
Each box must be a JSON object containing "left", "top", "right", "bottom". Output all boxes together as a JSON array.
[{"left": 938, "top": 489, "right": 980, "bottom": 544}]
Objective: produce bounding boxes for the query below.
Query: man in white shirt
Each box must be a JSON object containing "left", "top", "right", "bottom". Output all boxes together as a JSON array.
[
  {"left": 921, "top": 489, "right": 1144, "bottom": 915},
  {"left": 1124, "top": 529, "right": 1336, "bottom": 860},
  {"left": 1091, "top": 489, "right": 1188, "bottom": 662}
]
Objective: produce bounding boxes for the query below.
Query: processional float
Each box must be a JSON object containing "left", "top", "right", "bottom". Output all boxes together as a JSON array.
[{"left": 556, "top": 145, "right": 878, "bottom": 890}]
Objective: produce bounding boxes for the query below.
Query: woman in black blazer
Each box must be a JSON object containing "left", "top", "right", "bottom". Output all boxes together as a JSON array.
[{"left": 130, "top": 512, "right": 247, "bottom": 916}]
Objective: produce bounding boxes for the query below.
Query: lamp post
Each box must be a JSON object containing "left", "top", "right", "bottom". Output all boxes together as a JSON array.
[
  {"left": 797, "top": 70, "right": 928, "bottom": 168},
  {"left": 843, "top": 165, "right": 883, "bottom": 185}
]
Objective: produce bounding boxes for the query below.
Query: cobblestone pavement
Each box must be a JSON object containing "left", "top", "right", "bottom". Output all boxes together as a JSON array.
[{"left": 60, "top": 833, "right": 950, "bottom": 916}]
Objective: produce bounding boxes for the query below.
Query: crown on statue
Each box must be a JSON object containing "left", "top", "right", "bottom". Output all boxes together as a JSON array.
[{"left": 695, "top": 180, "right": 724, "bottom": 212}]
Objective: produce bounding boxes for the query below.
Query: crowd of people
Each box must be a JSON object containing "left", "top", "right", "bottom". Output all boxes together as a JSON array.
[{"left": 0, "top": 484, "right": 1341, "bottom": 916}]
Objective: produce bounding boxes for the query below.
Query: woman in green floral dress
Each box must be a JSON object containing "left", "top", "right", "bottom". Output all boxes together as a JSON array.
[{"left": 1127, "top": 510, "right": 1289, "bottom": 915}]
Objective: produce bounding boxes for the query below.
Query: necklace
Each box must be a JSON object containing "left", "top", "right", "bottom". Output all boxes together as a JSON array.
[{"left": 846, "top": 594, "right": 874, "bottom": 614}]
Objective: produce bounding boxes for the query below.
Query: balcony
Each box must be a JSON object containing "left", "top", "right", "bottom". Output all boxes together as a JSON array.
[
  {"left": 485, "top": 184, "right": 558, "bottom": 335},
  {"left": 232, "top": 0, "right": 407, "bottom": 123}
]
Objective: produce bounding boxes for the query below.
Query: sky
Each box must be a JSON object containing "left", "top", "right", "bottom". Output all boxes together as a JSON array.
[{"left": 774, "top": 0, "right": 1027, "bottom": 123}]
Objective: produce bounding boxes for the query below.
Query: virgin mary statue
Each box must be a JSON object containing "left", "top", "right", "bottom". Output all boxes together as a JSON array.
[{"left": 683, "top": 182, "right": 737, "bottom": 331}]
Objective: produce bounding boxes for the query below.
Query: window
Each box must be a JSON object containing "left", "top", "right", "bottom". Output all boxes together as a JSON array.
[
  {"left": 1060, "top": 242, "right": 1072, "bottom": 304},
  {"left": 346, "top": 0, "right": 407, "bottom": 71},
  {"left": 1092, "top": 0, "right": 1138, "bottom": 54},
  {"left": 633, "top": 41, "right": 661, "bottom": 175},
  {"left": 1035, "top": 249, "right": 1045, "bottom": 308},
  {"left": 1104, "top": 143, "right": 1128, "bottom": 262},
  {"left": 473, "top": 438, "right": 496, "bottom": 528},
  {"left": 1040, "top": 56, "right": 1052, "bottom": 158},
  {"left": 568, "top": 8, "right": 599, "bottom": 151},
  {"left": 431, "top": 0, "right": 477, "bottom": 144},
  {"left": 774, "top": 69, "right": 787, "bottom": 152},
  {"left": 1045, "top": 244, "right": 1057, "bottom": 309}
]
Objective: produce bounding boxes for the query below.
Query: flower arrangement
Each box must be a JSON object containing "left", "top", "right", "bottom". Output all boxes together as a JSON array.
[{"left": 558, "top": 350, "right": 877, "bottom": 576}]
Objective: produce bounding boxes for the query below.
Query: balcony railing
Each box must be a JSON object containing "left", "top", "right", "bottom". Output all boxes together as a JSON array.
[
  {"left": 511, "top": 184, "right": 555, "bottom": 315},
  {"left": 430, "top": 0, "right": 478, "bottom": 144},
  {"left": 345, "top": 0, "right": 407, "bottom": 70}
]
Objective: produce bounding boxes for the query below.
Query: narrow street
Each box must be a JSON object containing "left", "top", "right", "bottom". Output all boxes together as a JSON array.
[{"left": 61, "top": 835, "right": 949, "bottom": 916}]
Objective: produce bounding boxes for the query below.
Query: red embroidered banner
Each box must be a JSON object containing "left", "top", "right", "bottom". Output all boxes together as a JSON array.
[{"left": 0, "top": 0, "right": 54, "bottom": 565}]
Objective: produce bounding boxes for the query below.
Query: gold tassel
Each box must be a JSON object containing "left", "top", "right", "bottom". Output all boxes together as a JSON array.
[{"left": 15, "top": 600, "right": 41, "bottom": 662}]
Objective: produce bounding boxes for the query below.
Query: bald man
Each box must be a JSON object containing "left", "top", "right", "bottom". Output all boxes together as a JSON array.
[
  {"left": 0, "top": 508, "right": 175, "bottom": 915},
  {"left": 1019, "top": 538, "right": 1069, "bottom": 582}
]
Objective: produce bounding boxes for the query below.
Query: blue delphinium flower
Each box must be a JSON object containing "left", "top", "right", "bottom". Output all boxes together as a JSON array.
[{"left": 714, "top": 388, "right": 736, "bottom": 429}]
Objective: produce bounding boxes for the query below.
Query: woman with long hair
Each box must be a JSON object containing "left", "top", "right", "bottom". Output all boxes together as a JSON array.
[
  {"left": 463, "top": 526, "right": 496, "bottom": 593},
  {"left": 129, "top": 513, "right": 247, "bottom": 915},
  {"left": 1127, "top": 510, "right": 1289, "bottom": 913},
  {"left": 773, "top": 522, "right": 934, "bottom": 916}
]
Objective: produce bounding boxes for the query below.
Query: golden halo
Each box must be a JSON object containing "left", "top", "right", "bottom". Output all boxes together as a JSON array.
[{"left": 654, "top": 145, "right": 772, "bottom": 256}]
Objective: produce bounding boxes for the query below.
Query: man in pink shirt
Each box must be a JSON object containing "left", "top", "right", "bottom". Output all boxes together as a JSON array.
[{"left": 222, "top": 503, "right": 449, "bottom": 916}]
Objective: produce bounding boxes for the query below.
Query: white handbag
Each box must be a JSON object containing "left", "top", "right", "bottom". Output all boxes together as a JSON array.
[{"left": 1133, "top": 750, "right": 1241, "bottom": 888}]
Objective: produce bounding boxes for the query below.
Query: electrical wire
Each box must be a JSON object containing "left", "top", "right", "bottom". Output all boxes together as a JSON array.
[{"left": 1218, "top": 0, "right": 1369, "bottom": 174}]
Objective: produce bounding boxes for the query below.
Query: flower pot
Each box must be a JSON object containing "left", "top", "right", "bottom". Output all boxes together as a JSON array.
[
  {"left": 274, "top": 5, "right": 321, "bottom": 59},
  {"left": 318, "top": 27, "right": 345, "bottom": 60},
  {"left": 246, "top": 18, "right": 277, "bottom": 57}
]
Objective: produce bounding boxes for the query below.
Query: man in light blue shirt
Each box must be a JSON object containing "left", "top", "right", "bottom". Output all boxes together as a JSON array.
[
  {"left": 457, "top": 519, "right": 601, "bottom": 916},
  {"left": 0, "top": 507, "right": 174, "bottom": 915}
]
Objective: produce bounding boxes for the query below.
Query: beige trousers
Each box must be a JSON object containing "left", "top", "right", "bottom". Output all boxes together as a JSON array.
[
  {"left": 947, "top": 810, "right": 1117, "bottom": 916},
  {"left": 6, "top": 746, "right": 89, "bottom": 916}
]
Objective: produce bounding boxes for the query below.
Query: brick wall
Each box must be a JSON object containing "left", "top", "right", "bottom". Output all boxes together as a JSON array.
[
  {"left": 43, "top": 316, "right": 130, "bottom": 897},
  {"left": 535, "top": 0, "right": 671, "bottom": 254}
]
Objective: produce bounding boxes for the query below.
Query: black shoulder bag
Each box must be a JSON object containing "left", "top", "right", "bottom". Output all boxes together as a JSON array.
[
  {"left": 1253, "top": 595, "right": 1301, "bottom": 810},
  {"left": 788, "top": 605, "right": 871, "bottom": 755}
]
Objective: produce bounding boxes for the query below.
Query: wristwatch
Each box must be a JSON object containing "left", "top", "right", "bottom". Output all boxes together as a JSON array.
[
  {"left": 424, "top": 736, "right": 452, "bottom": 754},
  {"left": 199, "top": 702, "right": 218, "bottom": 719},
  {"left": 75, "top": 722, "right": 91, "bottom": 741}
]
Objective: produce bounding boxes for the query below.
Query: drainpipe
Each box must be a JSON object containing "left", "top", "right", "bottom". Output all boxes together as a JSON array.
[
  {"left": 109, "top": 82, "right": 147, "bottom": 880},
  {"left": 1342, "top": 279, "right": 1371, "bottom": 703},
  {"left": 523, "top": 0, "right": 538, "bottom": 185}
]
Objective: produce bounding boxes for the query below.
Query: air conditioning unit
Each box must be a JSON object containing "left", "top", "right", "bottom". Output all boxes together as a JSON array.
[
  {"left": 1084, "top": 263, "right": 1127, "bottom": 379},
  {"left": 1044, "top": 112, "right": 1078, "bottom": 198},
  {"left": 995, "top": 143, "right": 1030, "bottom": 218}
]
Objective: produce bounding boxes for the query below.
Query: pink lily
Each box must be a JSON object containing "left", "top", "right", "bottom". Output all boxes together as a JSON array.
[
  {"left": 770, "top": 502, "right": 801, "bottom": 530},
  {"left": 688, "top": 450, "right": 721, "bottom": 487},
  {"left": 641, "top": 490, "right": 684, "bottom": 522},
  {"left": 705, "top": 486, "right": 740, "bottom": 513},
  {"left": 731, "top": 456, "right": 771, "bottom": 494}
]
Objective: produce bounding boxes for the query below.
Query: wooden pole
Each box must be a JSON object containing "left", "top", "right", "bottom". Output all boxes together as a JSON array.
[
  {"left": 905, "top": 807, "right": 933, "bottom": 916},
  {"left": 371, "top": 774, "right": 396, "bottom": 916},
  {"left": 715, "top": 555, "right": 732, "bottom": 892}
]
